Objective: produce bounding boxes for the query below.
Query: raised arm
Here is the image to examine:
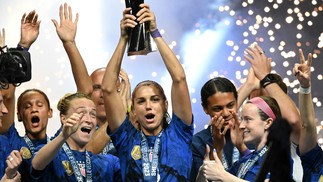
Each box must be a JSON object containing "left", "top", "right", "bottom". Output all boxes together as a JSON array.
[
  {"left": 1, "top": 10, "right": 40, "bottom": 134},
  {"left": 137, "top": 4, "right": 192, "bottom": 125},
  {"left": 293, "top": 49, "right": 316, "bottom": 155},
  {"left": 32, "top": 113, "right": 81, "bottom": 170},
  {"left": 18, "top": 10, "right": 40, "bottom": 49},
  {"left": 237, "top": 68, "right": 259, "bottom": 108},
  {"left": 52, "top": 3, "right": 93, "bottom": 94},
  {"left": 244, "top": 44, "right": 301, "bottom": 144},
  {"left": 101, "top": 8, "right": 132, "bottom": 132}
]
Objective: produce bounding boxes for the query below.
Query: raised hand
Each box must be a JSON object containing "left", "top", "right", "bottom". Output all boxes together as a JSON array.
[
  {"left": 293, "top": 49, "right": 312, "bottom": 88},
  {"left": 137, "top": 3, "right": 157, "bottom": 32},
  {"left": 120, "top": 7, "right": 137, "bottom": 39},
  {"left": 244, "top": 43, "right": 272, "bottom": 80},
  {"left": 52, "top": 3, "right": 79, "bottom": 44},
  {"left": 118, "top": 69, "right": 131, "bottom": 113},
  {"left": 19, "top": 10, "right": 41, "bottom": 48},
  {"left": 62, "top": 112, "right": 83, "bottom": 138}
]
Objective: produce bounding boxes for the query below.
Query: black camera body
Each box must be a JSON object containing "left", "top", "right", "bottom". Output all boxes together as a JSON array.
[{"left": 0, "top": 47, "right": 31, "bottom": 87}]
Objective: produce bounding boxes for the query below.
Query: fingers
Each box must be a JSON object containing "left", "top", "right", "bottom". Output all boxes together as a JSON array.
[
  {"left": 212, "top": 148, "right": 221, "bottom": 164},
  {"left": 299, "top": 49, "right": 305, "bottom": 64},
  {"left": 204, "top": 144, "right": 211, "bottom": 161},
  {"left": 64, "top": 3, "right": 68, "bottom": 20},
  {"left": 59, "top": 4, "right": 63, "bottom": 21},
  {"left": 307, "top": 52, "right": 312, "bottom": 67},
  {"left": 6, "top": 150, "right": 22, "bottom": 168}
]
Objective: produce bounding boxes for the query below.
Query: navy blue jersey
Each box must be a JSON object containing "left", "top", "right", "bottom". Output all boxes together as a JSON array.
[
  {"left": 0, "top": 135, "right": 10, "bottom": 178},
  {"left": 3, "top": 123, "right": 47, "bottom": 181},
  {"left": 109, "top": 113, "right": 194, "bottom": 182},
  {"left": 31, "top": 145, "right": 121, "bottom": 182}
]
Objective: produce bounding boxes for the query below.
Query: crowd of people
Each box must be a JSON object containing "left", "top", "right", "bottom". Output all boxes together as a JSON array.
[{"left": 0, "top": 2, "right": 322, "bottom": 182}]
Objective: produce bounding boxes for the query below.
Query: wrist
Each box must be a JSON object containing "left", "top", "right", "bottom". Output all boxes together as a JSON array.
[
  {"left": 6, "top": 172, "right": 18, "bottom": 179},
  {"left": 17, "top": 44, "right": 30, "bottom": 51},
  {"left": 150, "top": 29, "right": 162, "bottom": 38},
  {"left": 299, "top": 86, "right": 311, "bottom": 94}
]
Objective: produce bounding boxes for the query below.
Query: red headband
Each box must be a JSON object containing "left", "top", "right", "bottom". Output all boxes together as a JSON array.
[{"left": 249, "top": 97, "right": 276, "bottom": 120}]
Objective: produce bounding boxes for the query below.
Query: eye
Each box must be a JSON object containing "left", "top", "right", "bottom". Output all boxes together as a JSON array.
[
  {"left": 24, "top": 104, "right": 31, "bottom": 109},
  {"left": 212, "top": 107, "right": 222, "bottom": 112},
  {"left": 152, "top": 97, "right": 160, "bottom": 102},
  {"left": 93, "top": 84, "right": 101, "bottom": 91},
  {"left": 228, "top": 102, "right": 235, "bottom": 109}
]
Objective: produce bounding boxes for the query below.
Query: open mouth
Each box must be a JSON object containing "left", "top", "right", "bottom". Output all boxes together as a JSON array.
[
  {"left": 31, "top": 116, "right": 40, "bottom": 124},
  {"left": 81, "top": 127, "right": 92, "bottom": 134},
  {"left": 145, "top": 113, "right": 155, "bottom": 120}
]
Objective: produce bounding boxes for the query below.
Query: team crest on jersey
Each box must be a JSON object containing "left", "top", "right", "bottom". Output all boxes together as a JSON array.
[
  {"left": 62, "top": 160, "right": 74, "bottom": 176},
  {"left": 131, "top": 145, "right": 141, "bottom": 160},
  {"left": 20, "top": 147, "right": 32, "bottom": 159}
]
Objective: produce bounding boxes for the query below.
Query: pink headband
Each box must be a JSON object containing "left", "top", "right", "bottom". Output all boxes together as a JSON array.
[{"left": 249, "top": 97, "right": 276, "bottom": 120}]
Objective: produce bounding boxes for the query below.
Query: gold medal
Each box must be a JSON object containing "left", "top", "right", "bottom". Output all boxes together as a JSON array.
[
  {"left": 131, "top": 145, "right": 141, "bottom": 160},
  {"left": 20, "top": 147, "right": 32, "bottom": 159},
  {"left": 62, "top": 160, "right": 74, "bottom": 176}
]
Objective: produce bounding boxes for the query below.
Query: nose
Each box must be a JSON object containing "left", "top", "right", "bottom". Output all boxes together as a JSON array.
[
  {"left": 239, "top": 119, "right": 246, "bottom": 129},
  {"left": 1, "top": 103, "right": 8, "bottom": 115},
  {"left": 222, "top": 108, "right": 231, "bottom": 118},
  {"left": 145, "top": 101, "right": 152, "bottom": 110}
]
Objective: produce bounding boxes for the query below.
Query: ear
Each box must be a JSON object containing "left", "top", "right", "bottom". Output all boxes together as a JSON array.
[
  {"left": 48, "top": 108, "right": 53, "bottom": 119},
  {"left": 164, "top": 100, "right": 169, "bottom": 111},
  {"left": 17, "top": 112, "right": 22, "bottom": 122},
  {"left": 264, "top": 118, "right": 274, "bottom": 130},
  {"left": 60, "top": 114, "right": 67, "bottom": 125},
  {"left": 203, "top": 107, "right": 209, "bottom": 115}
]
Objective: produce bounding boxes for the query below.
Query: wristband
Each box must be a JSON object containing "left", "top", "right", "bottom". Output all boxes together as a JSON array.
[
  {"left": 151, "top": 29, "right": 162, "bottom": 38},
  {"left": 299, "top": 86, "right": 311, "bottom": 94},
  {"left": 17, "top": 44, "right": 29, "bottom": 51}
]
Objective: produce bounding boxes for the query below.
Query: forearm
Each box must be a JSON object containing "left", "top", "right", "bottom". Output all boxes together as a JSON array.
[
  {"left": 63, "top": 41, "right": 93, "bottom": 94},
  {"left": 265, "top": 83, "right": 301, "bottom": 143},
  {"left": 86, "top": 122, "right": 110, "bottom": 154},
  {"left": 237, "top": 83, "right": 255, "bottom": 108},
  {"left": 299, "top": 91, "right": 317, "bottom": 155},
  {"left": 102, "top": 37, "right": 128, "bottom": 132},
  {"left": 154, "top": 37, "right": 192, "bottom": 125},
  {"left": 32, "top": 133, "right": 66, "bottom": 170}
]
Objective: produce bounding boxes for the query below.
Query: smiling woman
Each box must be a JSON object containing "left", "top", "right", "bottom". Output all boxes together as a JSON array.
[{"left": 30, "top": 92, "right": 121, "bottom": 181}]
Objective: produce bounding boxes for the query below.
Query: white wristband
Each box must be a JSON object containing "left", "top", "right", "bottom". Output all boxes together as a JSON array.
[{"left": 299, "top": 86, "right": 311, "bottom": 94}]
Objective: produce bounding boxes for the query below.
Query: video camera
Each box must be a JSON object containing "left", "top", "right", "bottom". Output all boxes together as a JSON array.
[{"left": 0, "top": 46, "right": 31, "bottom": 88}]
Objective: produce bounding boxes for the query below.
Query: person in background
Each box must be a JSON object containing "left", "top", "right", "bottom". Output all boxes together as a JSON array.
[
  {"left": 0, "top": 10, "right": 52, "bottom": 182},
  {"left": 102, "top": 3, "right": 193, "bottom": 181},
  {"left": 197, "top": 96, "right": 281, "bottom": 181},
  {"left": 190, "top": 77, "right": 250, "bottom": 182},
  {"left": 52, "top": 3, "right": 132, "bottom": 155},
  {"left": 31, "top": 92, "right": 121, "bottom": 181},
  {"left": 293, "top": 49, "right": 323, "bottom": 181}
]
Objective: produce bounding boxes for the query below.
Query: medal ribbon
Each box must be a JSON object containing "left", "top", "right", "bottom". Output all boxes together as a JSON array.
[
  {"left": 236, "top": 146, "right": 268, "bottom": 178},
  {"left": 141, "top": 130, "right": 163, "bottom": 182},
  {"left": 62, "top": 143, "right": 92, "bottom": 182},
  {"left": 23, "top": 135, "right": 50, "bottom": 155}
]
